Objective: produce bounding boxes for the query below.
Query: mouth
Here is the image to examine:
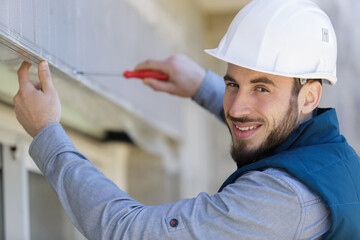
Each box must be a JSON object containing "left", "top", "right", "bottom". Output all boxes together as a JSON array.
[{"left": 232, "top": 122, "right": 262, "bottom": 139}]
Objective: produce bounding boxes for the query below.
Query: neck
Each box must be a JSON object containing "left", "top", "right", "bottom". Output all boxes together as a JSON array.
[{"left": 299, "top": 108, "right": 318, "bottom": 124}]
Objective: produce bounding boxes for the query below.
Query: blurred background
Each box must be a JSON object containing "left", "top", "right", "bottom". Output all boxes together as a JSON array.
[{"left": 0, "top": 0, "right": 358, "bottom": 239}]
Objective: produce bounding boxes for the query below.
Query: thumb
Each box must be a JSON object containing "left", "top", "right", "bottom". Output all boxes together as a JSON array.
[{"left": 38, "top": 61, "right": 53, "bottom": 92}]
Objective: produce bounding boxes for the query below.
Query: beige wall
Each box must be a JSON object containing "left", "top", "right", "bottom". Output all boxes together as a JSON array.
[
  {"left": 204, "top": 12, "right": 237, "bottom": 75},
  {"left": 125, "top": 0, "right": 205, "bottom": 64},
  {"left": 127, "top": 146, "right": 180, "bottom": 205}
]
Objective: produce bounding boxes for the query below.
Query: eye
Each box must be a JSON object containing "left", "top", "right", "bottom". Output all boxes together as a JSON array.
[
  {"left": 226, "top": 82, "right": 239, "bottom": 88},
  {"left": 255, "top": 87, "right": 269, "bottom": 93}
]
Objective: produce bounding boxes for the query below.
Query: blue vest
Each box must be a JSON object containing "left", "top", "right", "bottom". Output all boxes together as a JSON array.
[{"left": 219, "top": 108, "right": 360, "bottom": 239}]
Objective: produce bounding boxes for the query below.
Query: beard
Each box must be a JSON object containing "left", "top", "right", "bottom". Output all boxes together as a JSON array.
[{"left": 227, "top": 95, "right": 299, "bottom": 168}]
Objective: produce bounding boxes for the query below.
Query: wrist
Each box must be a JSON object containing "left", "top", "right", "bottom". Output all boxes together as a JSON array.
[
  {"left": 31, "top": 120, "right": 59, "bottom": 138},
  {"left": 190, "top": 68, "right": 207, "bottom": 97}
]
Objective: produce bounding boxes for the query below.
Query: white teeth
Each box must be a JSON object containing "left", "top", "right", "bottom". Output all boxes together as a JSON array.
[{"left": 235, "top": 125, "right": 257, "bottom": 131}]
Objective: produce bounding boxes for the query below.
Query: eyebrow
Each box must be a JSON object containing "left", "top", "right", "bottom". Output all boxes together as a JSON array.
[
  {"left": 223, "top": 75, "right": 236, "bottom": 82},
  {"left": 250, "top": 77, "right": 277, "bottom": 87},
  {"left": 224, "top": 75, "right": 277, "bottom": 87}
]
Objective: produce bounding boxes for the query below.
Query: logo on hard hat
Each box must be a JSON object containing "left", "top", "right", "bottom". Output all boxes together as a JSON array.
[{"left": 322, "top": 28, "right": 329, "bottom": 43}]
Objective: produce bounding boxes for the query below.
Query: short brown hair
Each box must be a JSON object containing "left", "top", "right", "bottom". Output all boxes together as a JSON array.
[{"left": 292, "top": 78, "right": 322, "bottom": 96}]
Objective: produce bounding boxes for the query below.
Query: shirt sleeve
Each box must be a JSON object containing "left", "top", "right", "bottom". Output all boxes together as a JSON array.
[
  {"left": 29, "top": 123, "right": 329, "bottom": 240},
  {"left": 192, "top": 70, "right": 225, "bottom": 122}
]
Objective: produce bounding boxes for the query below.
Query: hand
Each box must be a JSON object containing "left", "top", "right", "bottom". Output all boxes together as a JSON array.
[
  {"left": 13, "top": 61, "right": 61, "bottom": 137},
  {"left": 135, "top": 54, "right": 206, "bottom": 98}
]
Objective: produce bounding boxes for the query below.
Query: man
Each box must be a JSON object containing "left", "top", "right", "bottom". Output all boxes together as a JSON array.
[{"left": 13, "top": 0, "right": 360, "bottom": 239}]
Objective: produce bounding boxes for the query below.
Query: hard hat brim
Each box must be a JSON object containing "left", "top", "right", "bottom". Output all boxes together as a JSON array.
[{"left": 205, "top": 48, "right": 337, "bottom": 85}]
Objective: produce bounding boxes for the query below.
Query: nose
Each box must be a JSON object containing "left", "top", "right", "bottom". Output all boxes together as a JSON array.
[{"left": 227, "top": 90, "right": 252, "bottom": 118}]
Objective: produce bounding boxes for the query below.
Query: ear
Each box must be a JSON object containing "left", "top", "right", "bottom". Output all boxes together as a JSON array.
[{"left": 298, "top": 80, "right": 322, "bottom": 116}]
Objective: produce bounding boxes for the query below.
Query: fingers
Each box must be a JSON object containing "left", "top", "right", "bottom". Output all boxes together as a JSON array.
[
  {"left": 17, "top": 61, "right": 54, "bottom": 93},
  {"left": 143, "top": 78, "right": 176, "bottom": 94},
  {"left": 17, "top": 62, "right": 32, "bottom": 90},
  {"left": 135, "top": 59, "right": 169, "bottom": 73},
  {"left": 38, "top": 61, "right": 53, "bottom": 92}
]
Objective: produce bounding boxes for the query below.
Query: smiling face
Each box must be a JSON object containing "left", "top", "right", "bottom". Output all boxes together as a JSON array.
[{"left": 224, "top": 64, "right": 301, "bottom": 167}]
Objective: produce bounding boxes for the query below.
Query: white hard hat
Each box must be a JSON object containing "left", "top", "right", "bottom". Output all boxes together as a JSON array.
[{"left": 205, "top": 0, "right": 337, "bottom": 85}]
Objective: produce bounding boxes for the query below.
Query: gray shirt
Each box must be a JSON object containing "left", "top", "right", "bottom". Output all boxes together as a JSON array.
[{"left": 29, "top": 71, "right": 330, "bottom": 239}]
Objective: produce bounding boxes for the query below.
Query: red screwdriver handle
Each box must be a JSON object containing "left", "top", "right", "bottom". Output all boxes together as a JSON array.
[{"left": 123, "top": 70, "right": 169, "bottom": 81}]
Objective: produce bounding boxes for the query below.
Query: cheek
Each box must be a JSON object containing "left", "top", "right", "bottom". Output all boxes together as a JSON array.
[{"left": 257, "top": 98, "right": 289, "bottom": 126}]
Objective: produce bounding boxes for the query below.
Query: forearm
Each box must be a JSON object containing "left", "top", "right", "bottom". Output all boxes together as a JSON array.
[{"left": 192, "top": 70, "right": 225, "bottom": 122}]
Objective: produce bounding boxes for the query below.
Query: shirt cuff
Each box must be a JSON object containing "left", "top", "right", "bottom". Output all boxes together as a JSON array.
[
  {"left": 29, "top": 122, "right": 76, "bottom": 174},
  {"left": 192, "top": 70, "right": 219, "bottom": 102},
  {"left": 192, "top": 70, "right": 225, "bottom": 120}
]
